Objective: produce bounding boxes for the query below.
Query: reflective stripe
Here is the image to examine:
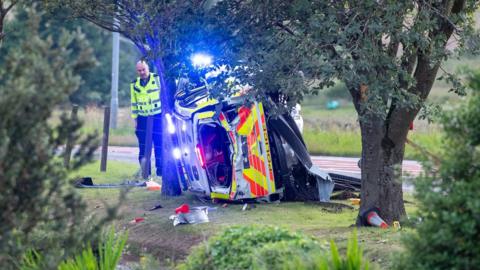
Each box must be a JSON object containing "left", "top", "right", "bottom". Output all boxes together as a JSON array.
[
  {"left": 133, "top": 101, "right": 157, "bottom": 106},
  {"left": 133, "top": 86, "right": 141, "bottom": 93},
  {"left": 147, "top": 88, "right": 160, "bottom": 93},
  {"left": 211, "top": 192, "right": 230, "bottom": 200},
  {"left": 132, "top": 110, "right": 140, "bottom": 114},
  {"left": 135, "top": 107, "right": 162, "bottom": 115},
  {"left": 197, "top": 111, "right": 215, "bottom": 119},
  {"left": 149, "top": 107, "right": 161, "bottom": 113}
]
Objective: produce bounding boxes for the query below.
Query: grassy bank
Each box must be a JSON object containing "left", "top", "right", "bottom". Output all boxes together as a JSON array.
[
  {"left": 301, "top": 104, "right": 444, "bottom": 159},
  {"left": 304, "top": 130, "right": 442, "bottom": 159},
  {"left": 73, "top": 160, "right": 417, "bottom": 269}
]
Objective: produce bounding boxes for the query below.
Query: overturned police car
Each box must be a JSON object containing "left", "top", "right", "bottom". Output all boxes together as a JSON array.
[{"left": 167, "top": 55, "right": 357, "bottom": 202}]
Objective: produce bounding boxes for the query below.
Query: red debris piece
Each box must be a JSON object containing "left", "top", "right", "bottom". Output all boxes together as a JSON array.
[
  {"left": 129, "top": 217, "right": 145, "bottom": 224},
  {"left": 175, "top": 204, "right": 190, "bottom": 214}
]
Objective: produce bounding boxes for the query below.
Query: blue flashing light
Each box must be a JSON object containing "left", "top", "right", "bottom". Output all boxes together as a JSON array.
[{"left": 191, "top": 53, "right": 213, "bottom": 68}]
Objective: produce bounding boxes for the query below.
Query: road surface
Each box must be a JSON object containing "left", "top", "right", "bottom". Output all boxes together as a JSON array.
[{"left": 97, "top": 146, "right": 422, "bottom": 178}]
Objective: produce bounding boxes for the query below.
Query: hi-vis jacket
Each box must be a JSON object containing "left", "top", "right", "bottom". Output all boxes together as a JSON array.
[{"left": 130, "top": 73, "right": 162, "bottom": 118}]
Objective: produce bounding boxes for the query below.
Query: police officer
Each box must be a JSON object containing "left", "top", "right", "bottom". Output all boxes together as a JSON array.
[{"left": 131, "top": 60, "right": 162, "bottom": 179}]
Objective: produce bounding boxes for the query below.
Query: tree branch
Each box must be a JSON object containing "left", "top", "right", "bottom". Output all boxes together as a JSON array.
[
  {"left": 417, "top": 0, "right": 462, "bottom": 33},
  {"left": 4, "top": 0, "right": 17, "bottom": 14},
  {"left": 0, "top": 0, "right": 18, "bottom": 42},
  {"left": 274, "top": 21, "right": 295, "bottom": 36},
  {"left": 412, "top": 0, "right": 464, "bottom": 99}
]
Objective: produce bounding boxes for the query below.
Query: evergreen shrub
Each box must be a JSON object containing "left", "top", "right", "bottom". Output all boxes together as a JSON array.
[{"left": 394, "top": 70, "right": 480, "bottom": 269}]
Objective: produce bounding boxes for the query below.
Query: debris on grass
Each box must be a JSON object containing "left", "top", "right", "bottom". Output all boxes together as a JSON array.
[
  {"left": 242, "top": 203, "right": 256, "bottom": 211},
  {"left": 170, "top": 206, "right": 209, "bottom": 226},
  {"left": 129, "top": 217, "right": 145, "bottom": 224},
  {"left": 393, "top": 221, "right": 401, "bottom": 229},
  {"left": 148, "top": 203, "right": 163, "bottom": 211},
  {"left": 305, "top": 201, "right": 354, "bottom": 213},
  {"left": 175, "top": 204, "right": 190, "bottom": 214},
  {"left": 74, "top": 177, "right": 146, "bottom": 188},
  {"left": 350, "top": 198, "right": 361, "bottom": 205},
  {"left": 146, "top": 180, "right": 161, "bottom": 191},
  {"left": 330, "top": 190, "right": 360, "bottom": 200}
]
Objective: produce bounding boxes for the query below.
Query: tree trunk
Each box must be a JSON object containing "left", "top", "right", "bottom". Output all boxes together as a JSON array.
[
  {"left": 153, "top": 59, "right": 182, "bottom": 196},
  {"left": 356, "top": 113, "right": 408, "bottom": 225}
]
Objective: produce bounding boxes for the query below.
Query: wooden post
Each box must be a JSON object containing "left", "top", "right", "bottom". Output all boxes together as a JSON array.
[
  {"left": 64, "top": 105, "right": 78, "bottom": 169},
  {"left": 100, "top": 106, "right": 111, "bottom": 172}
]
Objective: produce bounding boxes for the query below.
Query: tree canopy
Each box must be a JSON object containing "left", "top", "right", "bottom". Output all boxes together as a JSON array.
[{"left": 208, "top": 0, "right": 480, "bottom": 223}]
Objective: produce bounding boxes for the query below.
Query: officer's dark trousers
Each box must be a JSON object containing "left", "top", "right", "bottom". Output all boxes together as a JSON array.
[{"left": 135, "top": 114, "right": 162, "bottom": 178}]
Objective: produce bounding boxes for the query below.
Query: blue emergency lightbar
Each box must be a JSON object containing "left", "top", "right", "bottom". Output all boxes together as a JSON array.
[{"left": 191, "top": 53, "right": 212, "bottom": 68}]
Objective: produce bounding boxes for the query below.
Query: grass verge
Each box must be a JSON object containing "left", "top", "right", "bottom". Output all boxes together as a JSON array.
[
  {"left": 304, "top": 129, "right": 443, "bottom": 159},
  {"left": 72, "top": 160, "right": 418, "bottom": 269}
]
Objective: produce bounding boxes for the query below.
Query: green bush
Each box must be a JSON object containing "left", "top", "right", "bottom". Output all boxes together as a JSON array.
[
  {"left": 178, "top": 225, "right": 322, "bottom": 270},
  {"left": 253, "top": 241, "right": 324, "bottom": 270},
  {"left": 254, "top": 230, "right": 369, "bottom": 270},
  {"left": 179, "top": 226, "right": 370, "bottom": 270},
  {"left": 394, "top": 70, "right": 480, "bottom": 269}
]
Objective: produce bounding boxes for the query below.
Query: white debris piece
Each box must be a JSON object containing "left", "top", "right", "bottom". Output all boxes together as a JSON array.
[{"left": 169, "top": 206, "right": 209, "bottom": 226}]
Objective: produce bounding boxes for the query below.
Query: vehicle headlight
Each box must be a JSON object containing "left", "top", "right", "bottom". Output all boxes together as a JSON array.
[
  {"left": 173, "top": 148, "right": 181, "bottom": 159},
  {"left": 165, "top": 113, "right": 175, "bottom": 134}
]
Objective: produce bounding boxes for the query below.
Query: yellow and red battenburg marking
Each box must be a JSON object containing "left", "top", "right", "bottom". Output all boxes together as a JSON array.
[
  {"left": 259, "top": 105, "right": 275, "bottom": 181},
  {"left": 219, "top": 112, "right": 230, "bottom": 131},
  {"left": 237, "top": 107, "right": 253, "bottom": 135},
  {"left": 235, "top": 103, "right": 275, "bottom": 198},
  {"left": 243, "top": 172, "right": 268, "bottom": 196}
]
